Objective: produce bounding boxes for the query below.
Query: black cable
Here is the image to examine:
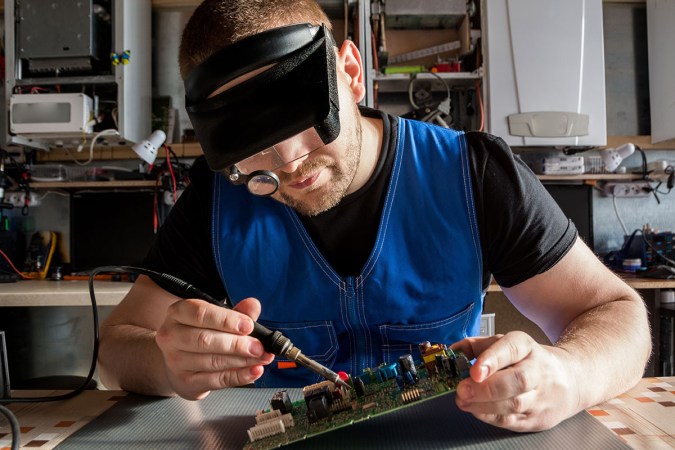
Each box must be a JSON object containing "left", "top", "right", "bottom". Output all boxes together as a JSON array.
[
  {"left": 0, "top": 404, "right": 20, "bottom": 450},
  {"left": 634, "top": 146, "right": 648, "bottom": 179},
  {"left": 562, "top": 146, "right": 595, "bottom": 156},
  {"left": 93, "top": 265, "right": 231, "bottom": 307},
  {"left": 0, "top": 267, "right": 102, "bottom": 404}
]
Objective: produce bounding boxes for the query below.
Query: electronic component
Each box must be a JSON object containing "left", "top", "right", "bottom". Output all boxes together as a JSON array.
[
  {"left": 243, "top": 342, "right": 472, "bottom": 449},
  {"left": 270, "top": 390, "right": 293, "bottom": 415}
]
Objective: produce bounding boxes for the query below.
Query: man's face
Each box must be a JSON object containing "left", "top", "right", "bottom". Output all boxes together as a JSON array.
[{"left": 271, "top": 77, "right": 362, "bottom": 217}]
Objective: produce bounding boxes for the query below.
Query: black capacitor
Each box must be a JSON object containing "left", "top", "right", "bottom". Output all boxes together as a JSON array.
[
  {"left": 353, "top": 377, "right": 366, "bottom": 397},
  {"left": 434, "top": 354, "right": 444, "bottom": 374},
  {"left": 398, "top": 354, "right": 418, "bottom": 383},
  {"left": 447, "top": 353, "right": 459, "bottom": 378},
  {"left": 307, "top": 395, "right": 331, "bottom": 423},
  {"left": 455, "top": 354, "right": 471, "bottom": 378},
  {"left": 270, "top": 390, "right": 293, "bottom": 414}
]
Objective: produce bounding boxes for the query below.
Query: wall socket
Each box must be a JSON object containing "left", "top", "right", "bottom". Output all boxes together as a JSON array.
[
  {"left": 5, "top": 191, "right": 41, "bottom": 207},
  {"left": 602, "top": 181, "right": 651, "bottom": 198}
]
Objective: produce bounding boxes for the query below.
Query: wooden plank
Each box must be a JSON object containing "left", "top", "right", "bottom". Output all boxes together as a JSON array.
[
  {"left": 35, "top": 142, "right": 203, "bottom": 162},
  {"left": 606, "top": 135, "right": 675, "bottom": 150}
]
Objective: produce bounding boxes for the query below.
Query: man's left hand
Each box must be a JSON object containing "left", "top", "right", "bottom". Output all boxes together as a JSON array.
[{"left": 450, "top": 331, "right": 580, "bottom": 432}]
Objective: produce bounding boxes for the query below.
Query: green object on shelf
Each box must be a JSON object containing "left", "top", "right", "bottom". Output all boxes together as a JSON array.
[{"left": 382, "top": 65, "right": 426, "bottom": 75}]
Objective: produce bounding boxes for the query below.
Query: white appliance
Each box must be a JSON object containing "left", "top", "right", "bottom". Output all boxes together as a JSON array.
[
  {"left": 10, "top": 93, "right": 94, "bottom": 135},
  {"left": 483, "top": 0, "right": 606, "bottom": 147}
]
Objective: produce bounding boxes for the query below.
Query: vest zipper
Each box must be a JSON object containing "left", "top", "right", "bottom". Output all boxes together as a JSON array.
[{"left": 345, "top": 276, "right": 368, "bottom": 375}]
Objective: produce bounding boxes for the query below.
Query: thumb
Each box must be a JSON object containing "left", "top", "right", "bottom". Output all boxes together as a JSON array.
[
  {"left": 233, "top": 297, "right": 263, "bottom": 322},
  {"left": 449, "top": 334, "right": 505, "bottom": 360}
]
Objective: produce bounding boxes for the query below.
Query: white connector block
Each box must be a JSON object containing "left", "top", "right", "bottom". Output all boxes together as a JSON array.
[
  {"left": 602, "top": 181, "right": 651, "bottom": 198},
  {"left": 5, "top": 192, "right": 41, "bottom": 207}
]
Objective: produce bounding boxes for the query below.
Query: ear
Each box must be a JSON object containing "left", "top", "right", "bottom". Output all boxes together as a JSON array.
[{"left": 336, "top": 40, "right": 366, "bottom": 103}]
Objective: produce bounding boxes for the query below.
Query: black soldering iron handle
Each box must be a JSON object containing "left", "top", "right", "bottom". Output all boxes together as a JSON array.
[
  {"left": 251, "top": 323, "right": 294, "bottom": 357},
  {"left": 152, "top": 271, "right": 296, "bottom": 357}
]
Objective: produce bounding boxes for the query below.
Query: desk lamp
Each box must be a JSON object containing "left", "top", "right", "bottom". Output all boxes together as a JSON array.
[
  {"left": 600, "top": 143, "right": 635, "bottom": 172},
  {"left": 131, "top": 130, "right": 167, "bottom": 165}
]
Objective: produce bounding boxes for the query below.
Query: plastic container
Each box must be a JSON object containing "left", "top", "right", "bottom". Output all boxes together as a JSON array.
[{"left": 622, "top": 258, "right": 642, "bottom": 272}]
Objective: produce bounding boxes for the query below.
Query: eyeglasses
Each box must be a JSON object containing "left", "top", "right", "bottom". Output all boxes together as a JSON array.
[{"left": 227, "top": 128, "right": 326, "bottom": 196}]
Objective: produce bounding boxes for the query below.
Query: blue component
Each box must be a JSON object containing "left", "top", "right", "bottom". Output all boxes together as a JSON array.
[
  {"left": 395, "top": 375, "right": 405, "bottom": 390},
  {"left": 357, "top": 372, "right": 372, "bottom": 385},
  {"left": 379, "top": 363, "right": 399, "bottom": 381},
  {"left": 404, "top": 371, "right": 415, "bottom": 385}
]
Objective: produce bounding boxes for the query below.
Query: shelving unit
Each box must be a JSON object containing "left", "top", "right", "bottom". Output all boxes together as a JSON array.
[
  {"left": 373, "top": 71, "right": 482, "bottom": 93},
  {"left": 2, "top": 0, "right": 152, "bottom": 150},
  {"left": 30, "top": 180, "right": 157, "bottom": 189},
  {"left": 6, "top": 0, "right": 673, "bottom": 168}
]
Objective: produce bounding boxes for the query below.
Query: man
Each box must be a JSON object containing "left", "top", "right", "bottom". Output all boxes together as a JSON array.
[{"left": 98, "top": 0, "right": 650, "bottom": 432}]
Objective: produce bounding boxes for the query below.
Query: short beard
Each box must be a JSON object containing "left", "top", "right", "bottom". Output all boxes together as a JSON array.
[{"left": 278, "top": 112, "right": 362, "bottom": 217}]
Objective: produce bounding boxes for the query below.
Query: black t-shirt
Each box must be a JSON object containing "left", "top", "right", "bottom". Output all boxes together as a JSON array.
[{"left": 143, "top": 109, "right": 576, "bottom": 300}]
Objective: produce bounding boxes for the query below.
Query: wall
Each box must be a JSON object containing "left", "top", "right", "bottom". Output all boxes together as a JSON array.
[
  {"left": 593, "top": 150, "right": 675, "bottom": 254},
  {"left": 5, "top": 3, "right": 674, "bottom": 263},
  {"left": 593, "top": 3, "right": 675, "bottom": 254}
]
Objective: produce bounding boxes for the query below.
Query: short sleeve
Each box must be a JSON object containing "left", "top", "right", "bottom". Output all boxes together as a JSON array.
[
  {"left": 465, "top": 132, "right": 577, "bottom": 288},
  {"left": 142, "top": 156, "right": 228, "bottom": 300}
]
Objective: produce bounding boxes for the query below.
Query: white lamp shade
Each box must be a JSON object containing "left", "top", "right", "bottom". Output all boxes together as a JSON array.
[
  {"left": 131, "top": 130, "right": 167, "bottom": 164},
  {"left": 600, "top": 143, "right": 635, "bottom": 172}
]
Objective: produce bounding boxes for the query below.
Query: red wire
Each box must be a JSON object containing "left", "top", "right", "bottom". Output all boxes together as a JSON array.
[
  {"left": 164, "top": 145, "right": 178, "bottom": 204},
  {"left": 153, "top": 179, "right": 159, "bottom": 234},
  {"left": 475, "top": 79, "right": 485, "bottom": 132},
  {"left": 0, "top": 247, "right": 34, "bottom": 279}
]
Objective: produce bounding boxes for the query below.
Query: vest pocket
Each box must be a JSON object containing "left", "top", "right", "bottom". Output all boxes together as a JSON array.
[
  {"left": 378, "top": 303, "right": 475, "bottom": 365},
  {"left": 255, "top": 319, "right": 339, "bottom": 388}
]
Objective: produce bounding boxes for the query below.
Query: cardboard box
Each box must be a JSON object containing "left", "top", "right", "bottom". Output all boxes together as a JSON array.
[{"left": 385, "top": 14, "right": 470, "bottom": 69}]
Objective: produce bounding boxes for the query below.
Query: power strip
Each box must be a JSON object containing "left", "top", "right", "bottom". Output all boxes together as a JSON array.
[
  {"left": 4, "top": 192, "right": 41, "bottom": 207},
  {"left": 602, "top": 181, "right": 651, "bottom": 198}
]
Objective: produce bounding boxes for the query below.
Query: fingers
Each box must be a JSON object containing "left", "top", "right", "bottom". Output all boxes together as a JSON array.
[
  {"left": 452, "top": 332, "right": 573, "bottom": 432},
  {"left": 156, "top": 297, "right": 275, "bottom": 397},
  {"left": 170, "top": 364, "right": 268, "bottom": 398},
  {"left": 168, "top": 298, "right": 259, "bottom": 336},
  {"left": 450, "top": 335, "right": 504, "bottom": 360},
  {"left": 164, "top": 321, "right": 265, "bottom": 356},
  {"left": 456, "top": 358, "right": 540, "bottom": 408},
  {"left": 472, "top": 331, "right": 534, "bottom": 379},
  {"left": 452, "top": 332, "right": 534, "bottom": 383}
]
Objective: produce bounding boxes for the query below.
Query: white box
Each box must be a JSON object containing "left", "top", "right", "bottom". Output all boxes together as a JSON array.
[
  {"left": 484, "top": 0, "right": 606, "bottom": 147},
  {"left": 10, "top": 93, "right": 94, "bottom": 134},
  {"left": 480, "top": 313, "right": 495, "bottom": 337},
  {"left": 532, "top": 156, "right": 585, "bottom": 175}
]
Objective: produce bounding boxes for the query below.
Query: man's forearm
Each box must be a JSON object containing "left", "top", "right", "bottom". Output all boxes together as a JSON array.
[
  {"left": 98, "top": 324, "right": 176, "bottom": 397},
  {"left": 554, "top": 293, "right": 651, "bottom": 409}
]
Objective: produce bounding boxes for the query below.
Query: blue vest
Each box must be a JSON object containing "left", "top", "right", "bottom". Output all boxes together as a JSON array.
[{"left": 212, "top": 118, "right": 483, "bottom": 387}]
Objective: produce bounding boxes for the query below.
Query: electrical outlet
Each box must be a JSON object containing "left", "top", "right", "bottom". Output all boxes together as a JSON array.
[
  {"left": 5, "top": 191, "right": 41, "bottom": 207},
  {"left": 602, "top": 181, "right": 651, "bottom": 198}
]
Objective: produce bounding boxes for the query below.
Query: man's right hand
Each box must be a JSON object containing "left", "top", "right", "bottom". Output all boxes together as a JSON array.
[{"left": 154, "top": 297, "right": 275, "bottom": 400}]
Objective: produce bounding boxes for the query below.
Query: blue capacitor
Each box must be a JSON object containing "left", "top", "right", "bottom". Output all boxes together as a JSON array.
[{"left": 395, "top": 375, "right": 405, "bottom": 390}]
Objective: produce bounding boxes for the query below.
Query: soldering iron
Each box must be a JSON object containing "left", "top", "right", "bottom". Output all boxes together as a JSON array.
[{"left": 100, "top": 266, "right": 349, "bottom": 389}]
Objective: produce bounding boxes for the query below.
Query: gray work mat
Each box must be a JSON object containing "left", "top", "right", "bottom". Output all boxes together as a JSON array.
[{"left": 57, "top": 388, "right": 631, "bottom": 450}]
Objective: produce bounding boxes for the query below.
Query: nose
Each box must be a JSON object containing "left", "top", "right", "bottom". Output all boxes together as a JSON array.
[
  {"left": 278, "top": 153, "right": 309, "bottom": 173},
  {"left": 274, "top": 137, "right": 311, "bottom": 173}
]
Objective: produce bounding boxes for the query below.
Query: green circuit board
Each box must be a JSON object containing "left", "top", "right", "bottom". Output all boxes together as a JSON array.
[{"left": 243, "top": 345, "right": 471, "bottom": 450}]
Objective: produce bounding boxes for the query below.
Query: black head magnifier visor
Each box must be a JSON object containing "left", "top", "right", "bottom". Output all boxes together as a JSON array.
[{"left": 184, "top": 23, "right": 341, "bottom": 196}]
